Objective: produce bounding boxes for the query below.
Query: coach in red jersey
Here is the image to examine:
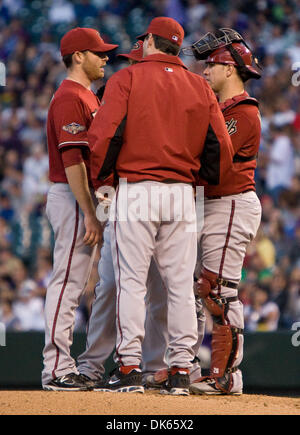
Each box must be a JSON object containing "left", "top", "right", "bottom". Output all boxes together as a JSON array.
[
  {"left": 42, "top": 27, "right": 117, "bottom": 392},
  {"left": 88, "top": 17, "right": 234, "bottom": 395}
]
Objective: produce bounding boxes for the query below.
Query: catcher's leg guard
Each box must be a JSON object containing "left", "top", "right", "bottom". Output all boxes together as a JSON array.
[
  {"left": 191, "top": 295, "right": 244, "bottom": 394},
  {"left": 210, "top": 322, "right": 242, "bottom": 378}
]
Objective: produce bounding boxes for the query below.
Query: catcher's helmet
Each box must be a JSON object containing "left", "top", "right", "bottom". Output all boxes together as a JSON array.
[{"left": 181, "top": 28, "right": 262, "bottom": 81}]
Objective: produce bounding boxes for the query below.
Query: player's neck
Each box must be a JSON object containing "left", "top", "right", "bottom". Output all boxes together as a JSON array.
[
  {"left": 218, "top": 80, "right": 245, "bottom": 103},
  {"left": 66, "top": 70, "right": 92, "bottom": 90},
  {"left": 144, "top": 45, "right": 165, "bottom": 57}
]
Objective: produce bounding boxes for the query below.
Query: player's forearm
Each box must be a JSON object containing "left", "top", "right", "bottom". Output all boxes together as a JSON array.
[{"left": 65, "top": 162, "right": 95, "bottom": 217}]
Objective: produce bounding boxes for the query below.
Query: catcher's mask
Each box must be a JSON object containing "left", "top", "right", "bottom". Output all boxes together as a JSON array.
[{"left": 181, "top": 28, "right": 262, "bottom": 82}]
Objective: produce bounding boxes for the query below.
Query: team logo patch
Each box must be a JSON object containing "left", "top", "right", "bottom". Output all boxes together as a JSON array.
[
  {"left": 62, "top": 122, "right": 86, "bottom": 135},
  {"left": 165, "top": 67, "right": 173, "bottom": 72},
  {"left": 132, "top": 41, "right": 141, "bottom": 50},
  {"left": 226, "top": 118, "right": 237, "bottom": 136},
  {"left": 172, "top": 35, "right": 178, "bottom": 41}
]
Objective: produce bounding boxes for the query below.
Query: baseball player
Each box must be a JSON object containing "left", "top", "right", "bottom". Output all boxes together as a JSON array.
[
  {"left": 76, "top": 40, "right": 169, "bottom": 390},
  {"left": 143, "top": 28, "right": 263, "bottom": 396},
  {"left": 42, "top": 27, "right": 118, "bottom": 391},
  {"left": 88, "top": 17, "right": 234, "bottom": 395},
  {"left": 75, "top": 40, "right": 146, "bottom": 388},
  {"left": 117, "top": 40, "right": 144, "bottom": 65},
  {"left": 183, "top": 28, "right": 262, "bottom": 395}
]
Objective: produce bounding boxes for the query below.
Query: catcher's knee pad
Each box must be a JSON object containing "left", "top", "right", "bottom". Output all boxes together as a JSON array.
[{"left": 210, "top": 322, "right": 243, "bottom": 379}]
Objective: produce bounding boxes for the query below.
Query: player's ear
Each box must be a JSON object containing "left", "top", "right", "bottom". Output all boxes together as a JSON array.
[
  {"left": 72, "top": 51, "right": 85, "bottom": 65},
  {"left": 225, "top": 64, "right": 235, "bottom": 78}
]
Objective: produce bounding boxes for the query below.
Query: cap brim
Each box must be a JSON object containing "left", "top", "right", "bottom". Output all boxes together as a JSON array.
[
  {"left": 247, "top": 65, "right": 261, "bottom": 79},
  {"left": 117, "top": 53, "right": 141, "bottom": 61},
  {"left": 136, "top": 33, "right": 147, "bottom": 41},
  {"left": 98, "top": 43, "right": 119, "bottom": 52}
]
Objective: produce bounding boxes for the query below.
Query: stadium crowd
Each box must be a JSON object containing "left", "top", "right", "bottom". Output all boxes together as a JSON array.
[{"left": 0, "top": 0, "right": 299, "bottom": 333}]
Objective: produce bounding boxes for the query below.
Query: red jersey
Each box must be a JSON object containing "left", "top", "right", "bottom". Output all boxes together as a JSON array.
[
  {"left": 89, "top": 54, "right": 233, "bottom": 187},
  {"left": 47, "top": 79, "right": 100, "bottom": 184},
  {"left": 204, "top": 91, "right": 261, "bottom": 197}
]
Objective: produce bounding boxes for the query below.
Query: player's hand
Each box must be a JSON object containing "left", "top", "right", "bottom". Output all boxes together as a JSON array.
[
  {"left": 196, "top": 276, "right": 211, "bottom": 298},
  {"left": 83, "top": 212, "right": 103, "bottom": 247}
]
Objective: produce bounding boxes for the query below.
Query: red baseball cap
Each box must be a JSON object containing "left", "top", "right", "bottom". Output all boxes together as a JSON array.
[
  {"left": 117, "top": 40, "right": 144, "bottom": 62},
  {"left": 136, "top": 17, "right": 184, "bottom": 47},
  {"left": 60, "top": 27, "right": 118, "bottom": 56}
]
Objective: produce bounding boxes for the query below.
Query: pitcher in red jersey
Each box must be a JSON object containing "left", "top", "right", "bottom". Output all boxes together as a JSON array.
[{"left": 42, "top": 27, "right": 117, "bottom": 392}]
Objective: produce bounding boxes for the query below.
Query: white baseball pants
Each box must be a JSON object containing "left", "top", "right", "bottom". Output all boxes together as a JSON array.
[
  {"left": 42, "top": 183, "right": 95, "bottom": 385},
  {"left": 111, "top": 181, "right": 198, "bottom": 369}
]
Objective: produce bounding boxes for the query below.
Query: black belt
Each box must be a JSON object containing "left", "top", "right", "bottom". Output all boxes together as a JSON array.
[
  {"left": 205, "top": 189, "right": 254, "bottom": 200},
  {"left": 195, "top": 294, "right": 239, "bottom": 304},
  {"left": 194, "top": 275, "right": 239, "bottom": 289},
  {"left": 217, "top": 295, "right": 239, "bottom": 304}
]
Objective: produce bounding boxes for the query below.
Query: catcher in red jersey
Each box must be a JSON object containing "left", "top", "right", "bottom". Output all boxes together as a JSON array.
[
  {"left": 42, "top": 27, "right": 118, "bottom": 391},
  {"left": 183, "top": 28, "right": 263, "bottom": 395},
  {"left": 145, "top": 28, "right": 263, "bottom": 395}
]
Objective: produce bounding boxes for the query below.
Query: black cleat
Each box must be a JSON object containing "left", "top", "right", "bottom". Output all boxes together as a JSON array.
[
  {"left": 43, "top": 373, "right": 93, "bottom": 391},
  {"left": 97, "top": 367, "right": 144, "bottom": 393},
  {"left": 161, "top": 371, "right": 190, "bottom": 396},
  {"left": 77, "top": 374, "right": 106, "bottom": 391}
]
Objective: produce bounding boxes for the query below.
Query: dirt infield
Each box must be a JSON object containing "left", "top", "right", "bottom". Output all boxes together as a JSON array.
[{"left": 1, "top": 390, "right": 300, "bottom": 415}]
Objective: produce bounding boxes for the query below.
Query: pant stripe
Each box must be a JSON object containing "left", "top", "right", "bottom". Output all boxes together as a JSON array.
[
  {"left": 218, "top": 199, "right": 235, "bottom": 295},
  {"left": 113, "top": 187, "right": 124, "bottom": 365},
  {"left": 51, "top": 202, "right": 79, "bottom": 379}
]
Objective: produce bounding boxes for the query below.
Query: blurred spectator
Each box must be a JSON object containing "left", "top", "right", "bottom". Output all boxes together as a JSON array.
[
  {"left": 0, "top": 191, "right": 14, "bottom": 223},
  {"left": 284, "top": 266, "right": 300, "bottom": 323},
  {"left": 22, "top": 143, "right": 49, "bottom": 205},
  {"left": 265, "top": 125, "right": 295, "bottom": 204},
  {"left": 244, "top": 286, "right": 280, "bottom": 331},
  {"left": 0, "top": 299, "right": 20, "bottom": 330},
  {"left": 0, "top": 247, "right": 23, "bottom": 280},
  {"left": 48, "top": 0, "right": 76, "bottom": 24},
  {"left": 252, "top": 227, "right": 276, "bottom": 272},
  {"left": 289, "top": 219, "right": 300, "bottom": 267},
  {"left": 11, "top": 262, "right": 45, "bottom": 331},
  {"left": 19, "top": 111, "right": 45, "bottom": 148},
  {"left": 0, "top": 1, "right": 10, "bottom": 26},
  {"left": 74, "top": 0, "right": 99, "bottom": 27}
]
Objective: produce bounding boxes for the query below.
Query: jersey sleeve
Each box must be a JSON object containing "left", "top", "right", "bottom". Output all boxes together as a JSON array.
[
  {"left": 52, "top": 97, "right": 90, "bottom": 150},
  {"left": 61, "top": 146, "right": 84, "bottom": 168},
  {"left": 224, "top": 106, "right": 261, "bottom": 156},
  {"left": 88, "top": 68, "right": 131, "bottom": 182}
]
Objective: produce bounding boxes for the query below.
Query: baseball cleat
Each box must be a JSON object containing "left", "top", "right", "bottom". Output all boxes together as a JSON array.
[
  {"left": 160, "top": 371, "right": 190, "bottom": 396},
  {"left": 144, "top": 368, "right": 168, "bottom": 391},
  {"left": 96, "top": 367, "right": 144, "bottom": 393},
  {"left": 42, "top": 373, "right": 93, "bottom": 391},
  {"left": 189, "top": 374, "right": 243, "bottom": 395},
  {"left": 78, "top": 374, "right": 107, "bottom": 391}
]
